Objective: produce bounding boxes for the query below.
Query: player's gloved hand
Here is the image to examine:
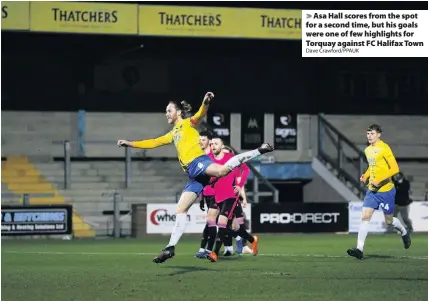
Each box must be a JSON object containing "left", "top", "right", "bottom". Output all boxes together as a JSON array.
[
  {"left": 203, "top": 92, "right": 214, "bottom": 105},
  {"left": 199, "top": 199, "right": 205, "bottom": 211}
]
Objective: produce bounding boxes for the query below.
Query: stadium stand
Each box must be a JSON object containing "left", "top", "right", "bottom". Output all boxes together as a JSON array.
[
  {"left": 3, "top": 111, "right": 426, "bottom": 236},
  {"left": 1, "top": 182, "right": 19, "bottom": 204},
  {"left": 1, "top": 111, "right": 76, "bottom": 158},
  {"left": 54, "top": 161, "right": 186, "bottom": 236},
  {"left": 1, "top": 111, "right": 190, "bottom": 235},
  {"left": 1, "top": 156, "right": 95, "bottom": 237},
  {"left": 84, "top": 112, "right": 176, "bottom": 158}
]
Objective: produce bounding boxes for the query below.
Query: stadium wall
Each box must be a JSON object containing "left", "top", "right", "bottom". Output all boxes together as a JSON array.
[
  {"left": 303, "top": 173, "right": 348, "bottom": 203},
  {"left": 3, "top": 112, "right": 426, "bottom": 161}
]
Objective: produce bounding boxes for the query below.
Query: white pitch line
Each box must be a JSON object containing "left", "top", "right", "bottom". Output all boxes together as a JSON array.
[
  {"left": 3, "top": 250, "right": 428, "bottom": 260},
  {"left": 3, "top": 251, "right": 157, "bottom": 256}
]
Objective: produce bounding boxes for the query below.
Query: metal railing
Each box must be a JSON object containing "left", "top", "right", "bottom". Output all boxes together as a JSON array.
[
  {"left": 100, "top": 192, "right": 130, "bottom": 238},
  {"left": 317, "top": 113, "right": 366, "bottom": 198},
  {"left": 1, "top": 193, "right": 56, "bottom": 205},
  {"left": 63, "top": 140, "right": 132, "bottom": 189},
  {"left": 63, "top": 136, "right": 279, "bottom": 203}
]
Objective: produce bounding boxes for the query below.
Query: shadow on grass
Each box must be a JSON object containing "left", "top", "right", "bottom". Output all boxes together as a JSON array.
[
  {"left": 364, "top": 254, "right": 395, "bottom": 259},
  {"left": 159, "top": 256, "right": 241, "bottom": 276},
  {"left": 161, "top": 265, "right": 219, "bottom": 276},
  {"left": 217, "top": 256, "right": 241, "bottom": 262}
]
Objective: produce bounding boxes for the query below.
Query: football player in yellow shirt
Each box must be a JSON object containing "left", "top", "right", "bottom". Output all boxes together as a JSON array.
[
  {"left": 117, "top": 92, "right": 274, "bottom": 263},
  {"left": 347, "top": 124, "right": 411, "bottom": 260}
]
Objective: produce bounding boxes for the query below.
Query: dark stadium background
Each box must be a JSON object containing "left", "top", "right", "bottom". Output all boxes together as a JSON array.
[{"left": 2, "top": 1, "right": 427, "bottom": 114}]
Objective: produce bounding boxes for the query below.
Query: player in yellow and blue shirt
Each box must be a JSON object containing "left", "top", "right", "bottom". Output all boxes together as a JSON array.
[
  {"left": 117, "top": 92, "right": 274, "bottom": 263},
  {"left": 347, "top": 124, "right": 411, "bottom": 260}
]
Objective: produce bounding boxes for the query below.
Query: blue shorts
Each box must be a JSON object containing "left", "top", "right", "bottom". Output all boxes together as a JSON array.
[
  {"left": 183, "top": 155, "right": 214, "bottom": 195},
  {"left": 363, "top": 188, "right": 396, "bottom": 215}
]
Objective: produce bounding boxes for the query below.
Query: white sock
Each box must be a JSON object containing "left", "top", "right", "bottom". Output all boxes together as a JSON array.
[
  {"left": 236, "top": 236, "right": 242, "bottom": 241},
  {"left": 243, "top": 246, "right": 253, "bottom": 254},
  {"left": 225, "top": 149, "right": 261, "bottom": 170},
  {"left": 392, "top": 217, "right": 407, "bottom": 236},
  {"left": 167, "top": 213, "right": 188, "bottom": 247},
  {"left": 224, "top": 246, "right": 233, "bottom": 254},
  {"left": 199, "top": 248, "right": 205, "bottom": 252},
  {"left": 357, "top": 220, "right": 369, "bottom": 251}
]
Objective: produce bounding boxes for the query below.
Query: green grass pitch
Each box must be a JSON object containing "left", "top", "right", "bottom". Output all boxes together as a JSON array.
[{"left": 2, "top": 234, "right": 427, "bottom": 301}]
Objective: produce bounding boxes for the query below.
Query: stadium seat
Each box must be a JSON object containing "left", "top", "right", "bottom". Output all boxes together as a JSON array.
[{"left": 1, "top": 156, "right": 96, "bottom": 238}]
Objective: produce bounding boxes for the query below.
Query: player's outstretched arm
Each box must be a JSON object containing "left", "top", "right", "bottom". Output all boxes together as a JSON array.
[
  {"left": 117, "top": 132, "right": 173, "bottom": 149},
  {"left": 190, "top": 92, "right": 214, "bottom": 127}
]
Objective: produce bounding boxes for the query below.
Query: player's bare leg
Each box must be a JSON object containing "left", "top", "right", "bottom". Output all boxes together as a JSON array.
[
  {"left": 347, "top": 207, "right": 374, "bottom": 260},
  {"left": 384, "top": 214, "right": 411, "bottom": 249},
  {"left": 153, "top": 192, "right": 197, "bottom": 263}
]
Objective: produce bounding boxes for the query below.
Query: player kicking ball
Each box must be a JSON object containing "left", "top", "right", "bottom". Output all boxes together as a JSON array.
[
  {"left": 347, "top": 124, "right": 411, "bottom": 260},
  {"left": 118, "top": 92, "right": 274, "bottom": 264}
]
